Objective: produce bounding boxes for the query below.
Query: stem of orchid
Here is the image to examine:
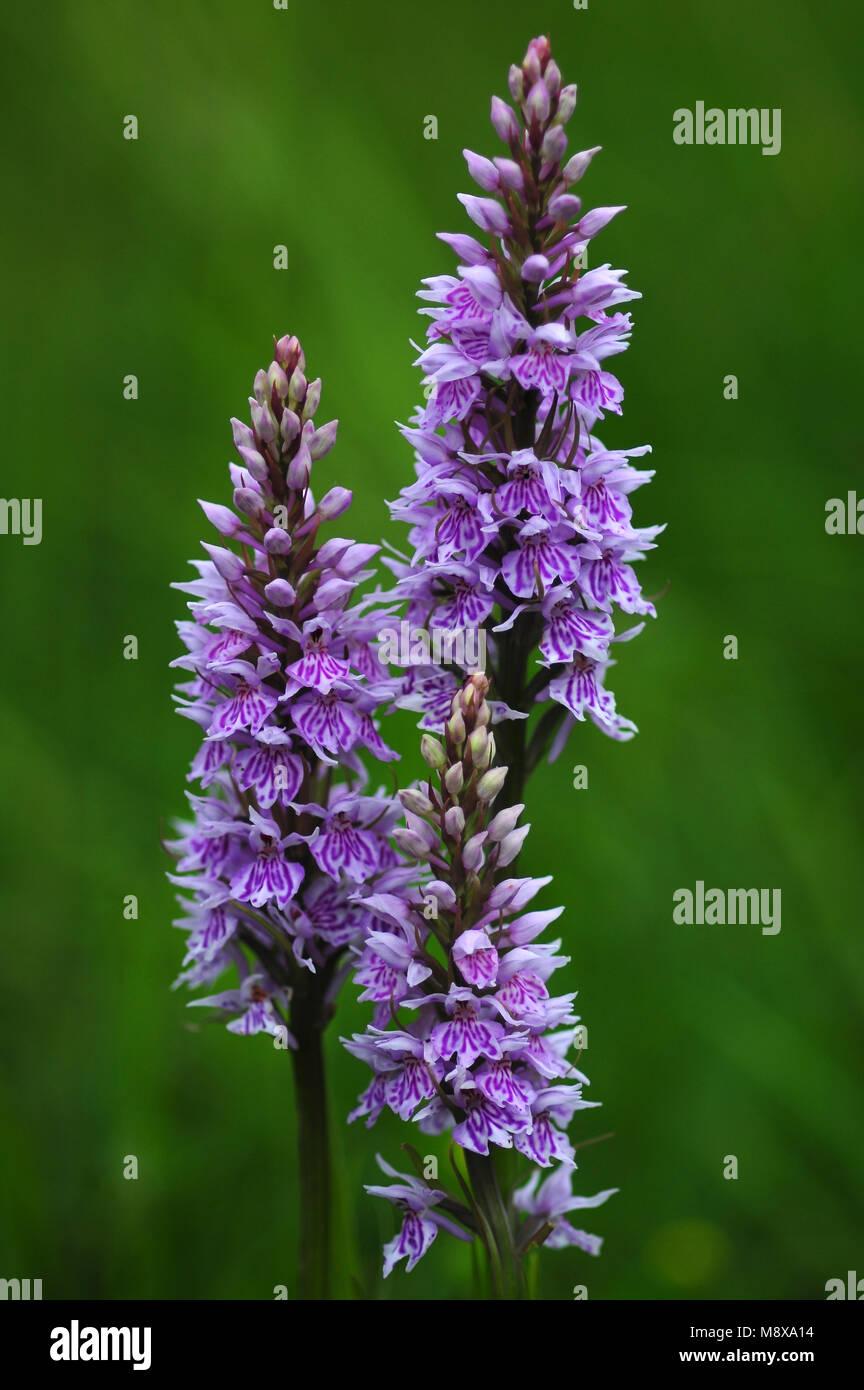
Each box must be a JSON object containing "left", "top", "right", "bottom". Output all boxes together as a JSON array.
[
  {"left": 487, "top": 611, "right": 544, "bottom": 1252},
  {"left": 465, "top": 1150, "right": 525, "bottom": 1300},
  {"left": 491, "top": 619, "right": 533, "bottom": 805},
  {"left": 290, "top": 1004, "right": 331, "bottom": 1300}
]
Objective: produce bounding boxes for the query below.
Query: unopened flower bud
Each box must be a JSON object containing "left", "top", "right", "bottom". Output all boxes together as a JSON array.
[
  {"left": 309, "top": 419, "right": 339, "bottom": 460},
  {"left": 198, "top": 499, "right": 240, "bottom": 536},
  {"left": 236, "top": 446, "right": 269, "bottom": 482},
  {"left": 281, "top": 408, "right": 301, "bottom": 445},
  {"left": 393, "top": 828, "right": 432, "bottom": 860},
  {"left": 563, "top": 145, "right": 601, "bottom": 184},
  {"left": 251, "top": 400, "right": 276, "bottom": 444},
  {"left": 233, "top": 486, "right": 265, "bottom": 518},
  {"left": 490, "top": 95, "right": 520, "bottom": 143},
  {"left": 447, "top": 711, "right": 466, "bottom": 745},
  {"left": 315, "top": 537, "right": 353, "bottom": 568},
  {"left": 457, "top": 194, "right": 510, "bottom": 236},
  {"left": 544, "top": 59, "right": 561, "bottom": 97},
  {"left": 507, "top": 63, "right": 524, "bottom": 102},
  {"left": 288, "top": 366, "right": 307, "bottom": 410},
  {"left": 421, "top": 734, "right": 447, "bottom": 770},
  {"left": 425, "top": 879, "right": 457, "bottom": 910},
  {"left": 399, "top": 787, "right": 435, "bottom": 817},
  {"left": 274, "top": 334, "right": 304, "bottom": 376},
  {"left": 541, "top": 124, "right": 567, "bottom": 165},
  {"left": 302, "top": 378, "right": 322, "bottom": 420},
  {"left": 522, "top": 44, "right": 542, "bottom": 86},
  {"left": 462, "top": 832, "right": 487, "bottom": 872},
  {"left": 521, "top": 254, "right": 550, "bottom": 283},
  {"left": 201, "top": 542, "right": 245, "bottom": 582},
  {"left": 487, "top": 803, "right": 523, "bottom": 841},
  {"left": 317, "top": 486, "right": 352, "bottom": 520},
  {"left": 525, "top": 80, "right": 551, "bottom": 126},
  {"left": 444, "top": 763, "right": 464, "bottom": 796},
  {"left": 268, "top": 362, "right": 290, "bottom": 400},
  {"left": 577, "top": 205, "right": 626, "bottom": 239},
  {"left": 467, "top": 726, "right": 489, "bottom": 764},
  {"left": 496, "top": 824, "right": 531, "bottom": 867},
  {"left": 444, "top": 806, "right": 465, "bottom": 838},
  {"left": 554, "top": 83, "right": 578, "bottom": 125},
  {"left": 464, "top": 148, "right": 499, "bottom": 191},
  {"left": 263, "top": 526, "right": 291, "bottom": 555},
  {"left": 549, "top": 192, "right": 582, "bottom": 222},
  {"left": 494, "top": 157, "right": 525, "bottom": 192},
  {"left": 264, "top": 578, "right": 296, "bottom": 607},
  {"left": 314, "top": 576, "right": 353, "bottom": 608},
  {"left": 231, "top": 418, "right": 256, "bottom": 451},
  {"left": 286, "top": 442, "right": 312, "bottom": 490},
  {"left": 476, "top": 766, "right": 507, "bottom": 802}
]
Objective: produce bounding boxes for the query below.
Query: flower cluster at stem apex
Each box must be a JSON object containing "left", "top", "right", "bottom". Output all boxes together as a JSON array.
[
  {"left": 388, "top": 35, "right": 662, "bottom": 751},
  {"left": 168, "top": 334, "right": 408, "bottom": 1039}
]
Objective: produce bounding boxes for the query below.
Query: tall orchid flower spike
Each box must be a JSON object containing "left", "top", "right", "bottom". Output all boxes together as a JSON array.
[
  {"left": 387, "top": 35, "right": 663, "bottom": 798},
  {"left": 167, "top": 333, "right": 407, "bottom": 1298},
  {"left": 345, "top": 675, "right": 616, "bottom": 1297}
]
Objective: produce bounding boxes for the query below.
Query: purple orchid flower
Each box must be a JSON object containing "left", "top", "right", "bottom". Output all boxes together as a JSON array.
[
  {"left": 364, "top": 1156, "right": 472, "bottom": 1276},
  {"left": 513, "top": 1165, "right": 618, "bottom": 1254}
]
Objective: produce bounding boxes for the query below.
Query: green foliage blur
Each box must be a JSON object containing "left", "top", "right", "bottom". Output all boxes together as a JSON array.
[{"left": 1, "top": 0, "right": 862, "bottom": 1301}]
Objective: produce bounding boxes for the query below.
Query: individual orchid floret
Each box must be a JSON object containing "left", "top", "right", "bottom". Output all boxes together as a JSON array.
[
  {"left": 365, "top": 1154, "right": 473, "bottom": 1275},
  {"left": 385, "top": 36, "right": 663, "bottom": 775},
  {"left": 345, "top": 674, "right": 614, "bottom": 1290},
  {"left": 513, "top": 1164, "right": 617, "bottom": 1253}
]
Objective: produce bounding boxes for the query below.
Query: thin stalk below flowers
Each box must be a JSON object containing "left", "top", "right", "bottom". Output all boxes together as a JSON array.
[
  {"left": 465, "top": 1149, "right": 526, "bottom": 1300},
  {"left": 289, "top": 976, "right": 333, "bottom": 1300}
]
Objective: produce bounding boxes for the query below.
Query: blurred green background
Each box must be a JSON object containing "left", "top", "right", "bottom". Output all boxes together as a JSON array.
[{"left": 2, "top": 0, "right": 862, "bottom": 1301}]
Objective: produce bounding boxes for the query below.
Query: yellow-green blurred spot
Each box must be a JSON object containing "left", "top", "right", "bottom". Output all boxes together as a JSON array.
[{"left": 645, "top": 1219, "right": 730, "bottom": 1288}]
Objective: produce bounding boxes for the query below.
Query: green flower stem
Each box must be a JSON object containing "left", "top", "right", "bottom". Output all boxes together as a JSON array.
[
  {"left": 465, "top": 1149, "right": 525, "bottom": 1300},
  {"left": 290, "top": 990, "right": 332, "bottom": 1300}
]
